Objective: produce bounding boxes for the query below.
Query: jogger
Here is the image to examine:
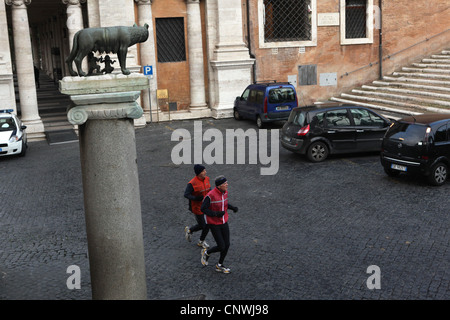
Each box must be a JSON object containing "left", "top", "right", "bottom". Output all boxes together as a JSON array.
[
  {"left": 201, "top": 175, "right": 238, "bottom": 273},
  {"left": 184, "top": 164, "right": 211, "bottom": 249}
]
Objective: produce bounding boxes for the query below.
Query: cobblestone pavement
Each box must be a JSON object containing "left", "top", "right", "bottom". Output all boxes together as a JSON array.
[{"left": 0, "top": 117, "right": 449, "bottom": 300}]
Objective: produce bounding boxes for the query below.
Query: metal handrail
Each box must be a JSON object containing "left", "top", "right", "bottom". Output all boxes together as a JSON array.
[{"left": 340, "top": 28, "right": 450, "bottom": 79}]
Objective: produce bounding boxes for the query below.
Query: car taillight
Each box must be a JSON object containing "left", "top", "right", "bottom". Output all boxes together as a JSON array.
[
  {"left": 421, "top": 155, "right": 429, "bottom": 160},
  {"left": 264, "top": 97, "right": 268, "bottom": 114},
  {"left": 297, "top": 124, "right": 310, "bottom": 136}
]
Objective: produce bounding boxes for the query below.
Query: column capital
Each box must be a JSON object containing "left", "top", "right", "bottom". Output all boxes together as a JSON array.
[
  {"left": 62, "top": 0, "right": 86, "bottom": 6},
  {"left": 5, "top": 0, "right": 32, "bottom": 6},
  {"left": 134, "top": 0, "right": 152, "bottom": 5}
]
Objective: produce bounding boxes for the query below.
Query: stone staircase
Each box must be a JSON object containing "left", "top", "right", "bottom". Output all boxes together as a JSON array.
[{"left": 331, "top": 49, "right": 450, "bottom": 116}]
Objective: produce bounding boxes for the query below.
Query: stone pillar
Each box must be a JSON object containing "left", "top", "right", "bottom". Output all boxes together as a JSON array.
[
  {"left": 63, "top": 0, "right": 87, "bottom": 73},
  {"left": 0, "top": 0, "right": 16, "bottom": 113},
  {"left": 135, "top": 0, "right": 158, "bottom": 122},
  {"left": 6, "top": 0, "right": 45, "bottom": 140},
  {"left": 60, "top": 73, "right": 148, "bottom": 300},
  {"left": 209, "top": 0, "right": 254, "bottom": 118},
  {"left": 186, "top": 0, "right": 207, "bottom": 109}
]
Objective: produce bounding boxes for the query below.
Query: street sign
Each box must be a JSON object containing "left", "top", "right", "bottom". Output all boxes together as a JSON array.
[{"left": 143, "top": 65, "right": 153, "bottom": 76}]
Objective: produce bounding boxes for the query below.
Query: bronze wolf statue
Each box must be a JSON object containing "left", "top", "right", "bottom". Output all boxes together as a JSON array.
[{"left": 66, "top": 24, "right": 149, "bottom": 77}]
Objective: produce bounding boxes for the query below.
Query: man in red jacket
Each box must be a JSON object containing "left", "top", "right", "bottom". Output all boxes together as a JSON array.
[
  {"left": 184, "top": 164, "right": 211, "bottom": 249},
  {"left": 200, "top": 175, "right": 238, "bottom": 273}
]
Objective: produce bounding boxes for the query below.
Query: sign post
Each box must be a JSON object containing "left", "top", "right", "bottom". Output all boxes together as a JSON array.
[{"left": 143, "top": 65, "right": 153, "bottom": 122}]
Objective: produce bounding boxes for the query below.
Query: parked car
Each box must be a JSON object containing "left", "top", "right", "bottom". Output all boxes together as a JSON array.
[
  {"left": 380, "top": 113, "right": 450, "bottom": 186},
  {"left": 234, "top": 81, "right": 298, "bottom": 128},
  {"left": 280, "top": 104, "right": 392, "bottom": 162},
  {"left": 0, "top": 109, "right": 27, "bottom": 157}
]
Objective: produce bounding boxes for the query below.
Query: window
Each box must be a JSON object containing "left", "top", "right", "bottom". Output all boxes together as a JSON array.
[
  {"left": 241, "top": 89, "right": 250, "bottom": 101},
  {"left": 325, "top": 109, "right": 351, "bottom": 127},
  {"left": 155, "top": 18, "right": 186, "bottom": 63},
  {"left": 351, "top": 108, "right": 384, "bottom": 127},
  {"left": 268, "top": 88, "right": 296, "bottom": 103},
  {"left": 259, "top": 0, "right": 317, "bottom": 48},
  {"left": 434, "top": 125, "right": 448, "bottom": 143},
  {"left": 340, "top": 0, "right": 373, "bottom": 45}
]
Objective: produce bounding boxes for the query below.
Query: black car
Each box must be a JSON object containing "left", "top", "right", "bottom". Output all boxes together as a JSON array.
[
  {"left": 280, "top": 104, "right": 392, "bottom": 162},
  {"left": 380, "top": 113, "right": 450, "bottom": 186}
]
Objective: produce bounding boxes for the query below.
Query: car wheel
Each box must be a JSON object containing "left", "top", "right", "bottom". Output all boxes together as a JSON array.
[
  {"left": 384, "top": 166, "right": 401, "bottom": 177},
  {"left": 233, "top": 109, "right": 241, "bottom": 120},
  {"left": 307, "top": 141, "right": 328, "bottom": 162},
  {"left": 256, "top": 115, "right": 264, "bottom": 128},
  {"left": 19, "top": 140, "right": 27, "bottom": 157},
  {"left": 427, "top": 162, "right": 447, "bottom": 186}
]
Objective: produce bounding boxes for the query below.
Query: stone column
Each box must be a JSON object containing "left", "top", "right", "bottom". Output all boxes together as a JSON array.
[
  {"left": 135, "top": 0, "right": 158, "bottom": 122},
  {"left": 6, "top": 0, "right": 45, "bottom": 140},
  {"left": 63, "top": 0, "right": 87, "bottom": 73},
  {"left": 60, "top": 73, "right": 148, "bottom": 300},
  {"left": 186, "top": 0, "right": 207, "bottom": 109},
  {"left": 0, "top": 0, "right": 16, "bottom": 113},
  {"left": 209, "top": 0, "right": 254, "bottom": 118}
]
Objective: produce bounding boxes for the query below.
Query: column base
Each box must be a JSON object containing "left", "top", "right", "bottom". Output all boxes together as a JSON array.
[{"left": 23, "top": 119, "right": 46, "bottom": 141}]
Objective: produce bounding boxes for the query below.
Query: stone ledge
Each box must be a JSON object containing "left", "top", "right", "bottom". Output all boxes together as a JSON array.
[{"left": 59, "top": 73, "right": 149, "bottom": 95}]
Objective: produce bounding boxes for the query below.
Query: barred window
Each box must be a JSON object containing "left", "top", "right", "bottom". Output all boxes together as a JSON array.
[
  {"left": 345, "top": 0, "right": 366, "bottom": 39},
  {"left": 155, "top": 18, "right": 186, "bottom": 63},
  {"left": 263, "top": 0, "right": 312, "bottom": 42},
  {"left": 340, "top": 0, "right": 373, "bottom": 45}
]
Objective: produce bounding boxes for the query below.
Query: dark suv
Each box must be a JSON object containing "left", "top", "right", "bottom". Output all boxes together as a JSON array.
[
  {"left": 234, "top": 81, "right": 298, "bottom": 128},
  {"left": 380, "top": 114, "right": 450, "bottom": 186},
  {"left": 280, "top": 104, "right": 391, "bottom": 162}
]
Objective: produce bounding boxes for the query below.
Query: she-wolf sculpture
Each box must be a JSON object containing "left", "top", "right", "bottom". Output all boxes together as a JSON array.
[{"left": 66, "top": 23, "right": 149, "bottom": 77}]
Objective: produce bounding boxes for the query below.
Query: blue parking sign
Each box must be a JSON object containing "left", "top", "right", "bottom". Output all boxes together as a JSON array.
[{"left": 143, "top": 65, "right": 153, "bottom": 76}]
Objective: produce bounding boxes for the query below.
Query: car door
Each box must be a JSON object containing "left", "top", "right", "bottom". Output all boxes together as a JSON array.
[
  {"left": 350, "top": 108, "right": 390, "bottom": 151},
  {"left": 433, "top": 122, "right": 450, "bottom": 160},
  {"left": 235, "top": 88, "right": 250, "bottom": 118},
  {"left": 324, "top": 109, "right": 356, "bottom": 152}
]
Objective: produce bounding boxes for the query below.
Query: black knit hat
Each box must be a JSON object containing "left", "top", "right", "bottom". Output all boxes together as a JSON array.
[
  {"left": 194, "top": 164, "right": 205, "bottom": 176},
  {"left": 215, "top": 175, "right": 227, "bottom": 186}
]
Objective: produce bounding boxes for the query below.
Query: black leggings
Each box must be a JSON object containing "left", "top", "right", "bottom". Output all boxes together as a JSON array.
[
  {"left": 207, "top": 223, "right": 230, "bottom": 265},
  {"left": 189, "top": 214, "right": 209, "bottom": 241}
]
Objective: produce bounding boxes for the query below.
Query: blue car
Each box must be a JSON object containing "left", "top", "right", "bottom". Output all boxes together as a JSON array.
[{"left": 233, "top": 82, "right": 298, "bottom": 128}]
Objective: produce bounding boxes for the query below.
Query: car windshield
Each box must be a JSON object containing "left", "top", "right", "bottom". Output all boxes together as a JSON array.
[
  {"left": 288, "top": 110, "right": 306, "bottom": 126},
  {"left": 385, "top": 122, "right": 428, "bottom": 144},
  {"left": 268, "top": 87, "right": 295, "bottom": 103},
  {"left": 0, "top": 118, "right": 16, "bottom": 131}
]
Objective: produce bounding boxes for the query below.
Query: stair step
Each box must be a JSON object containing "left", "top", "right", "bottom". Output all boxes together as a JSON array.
[
  {"left": 330, "top": 97, "right": 422, "bottom": 116},
  {"left": 363, "top": 85, "right": 450, "bottom": 99},
  {"left": 372, "top": 81, "right": 450, "bottom": 93},
  {"left": 402, "top": 67, "right": 450, "bottom": 74},
  {"left": 341, "top": 93, "right": 450, "bottom": 113},
  {"left": 412, "top": 63, "right": 450, "bottom": 69},
  {"left": 422, "top": 58, "right": 450, "bottom": 64},
  {"left": 392, "top": 72, "right": 450, "bottom": 80},
  {"left": 431, "top": 54, "right": 450, "bottom": 59},
  {"left": 383, "top": 75, "right": 450, "bottom": 86},
  {"left": 351, "top": 89, "right": 450, "bottom": 107}
]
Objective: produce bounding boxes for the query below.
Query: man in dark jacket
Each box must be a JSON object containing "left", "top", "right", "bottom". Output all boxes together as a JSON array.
[{"left": 184, "top": 164, "right": 211, "bottom": 249}]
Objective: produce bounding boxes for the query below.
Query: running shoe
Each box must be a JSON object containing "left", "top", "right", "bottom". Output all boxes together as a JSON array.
[
  {"left": 201, "top": 248, "right": 209, "bottom": 266},
  {"left": 184, "top": 226, "right": 192, "bottom": 242},
  {"left": 197, "top": 240, "right": 209, "bottom": 249},
  {"left": 215, "top": 264, "right": 231, "bottom": 274}
]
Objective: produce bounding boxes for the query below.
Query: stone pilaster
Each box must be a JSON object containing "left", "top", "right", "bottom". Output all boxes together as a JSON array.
[
  {"left": 186, "top": 0, "right": 207, "bottom": 109},
  {"left": 135, "top": 0, "right": 158, "bottom": 122},
  {"left": 208, "top": 0, "right": 254, "bottom": 118}
]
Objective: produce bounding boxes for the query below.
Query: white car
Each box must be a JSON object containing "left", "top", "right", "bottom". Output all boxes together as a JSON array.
[{"left": 0, "top": 109, "right": 27, "bottom": 157}]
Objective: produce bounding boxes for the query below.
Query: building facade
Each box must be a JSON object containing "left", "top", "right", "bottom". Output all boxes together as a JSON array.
[{"left": 0, "top": 0, "right": 449, "bottom": 140}]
